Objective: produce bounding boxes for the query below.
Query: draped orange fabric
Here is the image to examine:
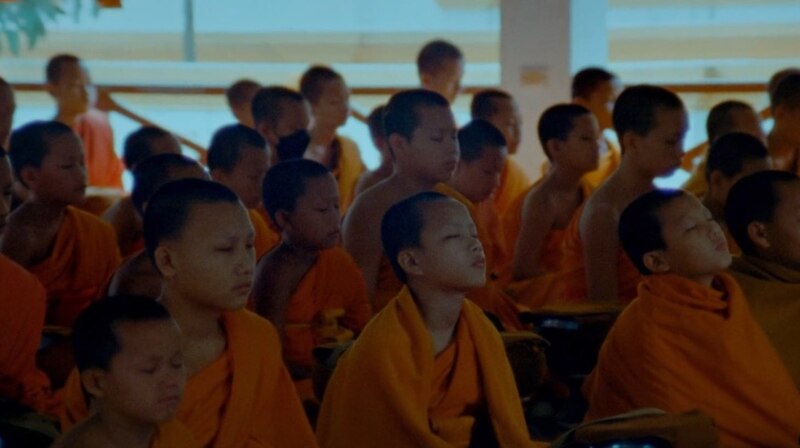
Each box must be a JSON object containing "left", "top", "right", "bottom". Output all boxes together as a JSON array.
[
  {"left": 316, "top": 287, "right": 536, "bottom": 448},
  {"left": 73, "top": 109, "right": 124, "bottom": 190},
  {"left": 435, "top": 183, "right": 523, "bottom": 330},
  {"left": 30, "top": 206, "right": 121, "bottom": 327},
  {"left": 0, "top": 254, "right": 59, "bottom": 416},
  {"left": 150, "top": 419, "right": 201, "bottom": 448},
  {"left": 584, "top": 273, "right": 800, "bottom": 447},
  {"left": 555, "top": 205, "right": 641, "bottom": 304},
  {"left": 281, "top": 247, "right": 372, "bottom": 374},
  {"left": 492, "top": 157, "right": 531, "bottom": 216},
  {"left": 248, "top": 209, "right": 280, "bottom": 260},
  {"left": 333, "top": 136, "right": 365, "bottom": 215},
  {"left": 728, "top": 255, "right": 800, "bottom": 389},
  {"left": 680, "top": 143, "right": 711, "bottom": 197},
  {"left": 62, "top": 309, "right": 318, "bottom": 447}
]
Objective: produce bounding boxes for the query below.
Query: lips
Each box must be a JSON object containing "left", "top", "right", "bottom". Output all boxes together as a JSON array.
[
  {"left": 233, "top": 282, "right": 253, "bottom": 294},
  {"left": 472, "top": 257, "right": 486, "bottom": 268}
]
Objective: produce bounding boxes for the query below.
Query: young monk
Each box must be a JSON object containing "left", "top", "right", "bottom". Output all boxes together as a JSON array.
[
  {"left": 470, "top": 89, "right": 531, "bottom": 215},
  {"left": 62, "top": 179, "right": 319, "bottom": 447},
  {"left": 104, "top": 126, "right": 182, "bottom": 256},
  {"left": 46, "top": 54, "right": 124, "bottom": 189},
  {"left": 251, "top": 85, "right": 311, "bottom": 164},
  {"left": 252, "top": 159, "right": 371, "bottom": 401},
  {"left": 0, "top": 77, "right": 14, "bottom": 148},
  {"left": 682, "top": 100, "right": 764, "bottom": 197},
  {"left": 1, "top": 121, "right": 120, "bottom": 327},
  {"left": 208, "top": 124, "right": 278, "bottom": 259},
  {"left": 571, "top": 67, "right": 623, "bottom": 188},
  {"left": 354, "top": 104, "right": 392, "bottom": 195},
  {"left": 417, "top": 39, "right": 464, "bottom": 104},
  {"left": 767, "top": 72, "right": 800, "bottom": 175},
  {"left": 0, "top": 147, "right": 59, "bottom": 416},
  {"left": 343, "top": 89, "right": 458, "bottom": 311},
  {"left": 726, "top": 170, "right": 800, "bottom": 389},
  {"left": 53, "top": 296, "right": 197, "bottom": 448},
  {"left": 107, "top": 154, "right": 208, "bottom": 298},
  {"left": 584, "top": 189, "right": 800, "bottom": 447},
  {"left": 701, "top": 132, "right": 771, "bottom": 253},
  {"left": 503, "top": 105, "right": 599, "bottom": 307},
  {"left": 225, "top": 78, "right": 261, "bottom": 128},
  {"left": 300, "top": 65, "right": 365, "bottom": 212},
  {"left": 557, "top": 85, "right": 688, "bottom": 304},
  {"left": 318, "top": 192, "right": 536, "bottom": 448}
]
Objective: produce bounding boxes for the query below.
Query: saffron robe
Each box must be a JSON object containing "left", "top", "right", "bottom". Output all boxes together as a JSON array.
[
  {"left": 74, "top": 109, "right": 124, "bottom": 190},
  {"left": 492, "top": 157, "right": 531, "bottom": 216}
]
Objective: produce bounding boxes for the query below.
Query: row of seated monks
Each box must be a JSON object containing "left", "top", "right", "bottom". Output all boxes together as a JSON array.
[{"left": 1, "top": 39, "right": 800, "bottom": 447}]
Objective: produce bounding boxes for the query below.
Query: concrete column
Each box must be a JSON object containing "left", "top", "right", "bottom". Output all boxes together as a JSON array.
[{"left": 500, "top": 0, "right": 608, "bottom": 176}]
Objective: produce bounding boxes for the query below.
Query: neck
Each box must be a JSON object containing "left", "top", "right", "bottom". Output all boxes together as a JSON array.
[
  {"left": 159, "top": 285, "right": 223, "bottom": 341},
  {"left": 389, "top": 168, "right": 439, "bottom": 193},
  {"left": 688, "top": 273, "right": 716, "bottom": 289},
  {"left": 95, "top": 408, "right": 156, "bottom": 448},
  {"left": 275, "top": 240, "right": 319, "bottom": 264},
  {"left": 610, "top": 158, "right": 655, "bottom": 197},
  {"left": 547, "top": 164, "right": 587, "bottom": 191},
  {"left": 55, "top": 110, "right": 80, "bottom": 128},
  {"left": 310, "top": 123, "right": 337, "bottom": 146},
  {"left": 408, "top": 280, "right": 464, "bottom": 350}
]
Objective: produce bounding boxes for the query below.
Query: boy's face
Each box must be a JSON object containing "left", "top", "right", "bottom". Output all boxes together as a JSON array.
[
  {"left": 161, "top": 201, "right": 255, "bottom": 310},
  {"left": 485, "top": 97, "right": 521, "bottom": 154},
  {"left": 273, "top": 100, "right": 311, "bottom": 145},
  {"left": 648, "top": 195, "right": 731, "bottom": 283},
  {"left": 47, "top": 61, "right": 89, "bottom": 116},
  {"left": 0, "top": 157, "right": 12, "bottom": 236},
  {"left": 453, "top": 146, "right": 507, "bottom": 203},
  {"left": 411, "top": 200, "right": 486, "bottom": 290},
  {"left": 758, "top": 181, "right": 800, "bottom": 270},
  {"left": 213, "top": 146, "right": 268, "bottom": 209},
  {"left": 558, "top": 114, "right": 600, "bottom": 173},
  {"left": 585, "top": 78, "right": 621, "bottom": 131},
  {"left": 397, "top": 105, "right": 460, "bottom": 184},
  {"left": 422, "top": 58, "right": 464, "bottom": 104},
  {"left": 282, "top": 174, "right": 341, "bottom": 250},
  {"left": 29, "top": 132, "right": 87, "bottom": 204},
  {"left": 97, "top": 319, "right": 185, "bottom": 423},
  {"left": 312, "top": 79, "right": 350, "bottom": 129},
  {"left": 632, "top": 107, "right": 688, "bottom": 178}
]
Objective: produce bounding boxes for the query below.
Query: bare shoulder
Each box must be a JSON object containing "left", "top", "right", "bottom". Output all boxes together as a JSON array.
[
  {"left": 52, "top": 417, "right": 105, "bottom": 448},
  {"left": 344, "top": 180, "right": 397, "bottom": 229}
]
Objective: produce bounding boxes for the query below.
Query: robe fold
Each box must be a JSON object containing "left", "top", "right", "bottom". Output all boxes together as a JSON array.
[
  {"left": 316, "top": 287, "right": 536, "bottom": 448},
  {"left": 584, "top": 273, "right": 800, "bottom": 447},
  {"left": 61, "top": 310, "right": 319, "bottom": 448},
  {"left": 492, "top": 157, "right": 531, "bottom": 216},
  {"left": 150, "top": 419, "right": 201, "bottom": 448}
]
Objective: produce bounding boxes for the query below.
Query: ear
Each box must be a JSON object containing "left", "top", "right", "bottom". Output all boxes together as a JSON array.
[
  {"left": 209, "top": 168, "right": 224, "bottom": 182},
  {"left": 642, "top": 250, "right": 671, "bottom": 274},
  {"left": 746, "top": 221, "right": 770, "bottom": 251},
  {"left": 18, "top": 166, "right": 38, "bottom": 191},
  {"left": 154, "top": 245, "right": 178, "bottom": 279},
  {"left": 255, "top": 121, "right": 278, "bottom": 147},
  {"left": 545, "top": 138, "right": 562, "bottom": 160},
  {"left": 621, "top": 131, "right": 639, "bottom": 156},
  {"left": 388, "top": 133, "right": 409, "bottom": 159},
  {"left": 397, "top": 248, "right": 423, "bottom": 277},
  {"left": 45, "top": 82, "right": 58, "bottom": 99},
  {"left": 274, "top": 209, "right": 290, "bottom": 231},
  {"left": 419, "top": 72, "right": 433, "bottom": 90},
  {"left": 708, "top": 170, "right": 725, "bottom": 193},
  {"left": 80, "top": 369, "right": 106, "bottom": 400}
]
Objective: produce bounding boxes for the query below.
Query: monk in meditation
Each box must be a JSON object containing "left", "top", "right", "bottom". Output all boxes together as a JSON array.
[
  {"left": 502, "top": 104, "right": 599, "bottom": 308},
  {"left": 104, "top": 126, "right": 182, "bottom": 256},
  {"left": 252, "top": 85, "right": 311, "bottom": 165},
  {"left": 0, "top": 146, "right": 59, "bottom": 416},
  {"left": 725, "top": 170, "right": 800, "bottom": 389},
  {"left": 1, "top": 121, "right": 120, "bottom": 327},
  {"left": 700, "top": 132, "right": 771, "bottom": 254},
  {"left": 584, "top": 189, "right": 800, "bottom": 447},
  {"left": 558, "top": 85, "right": 688, "bottom": 304},
  {"left": 417, "top": 39, "right": 464, "bottom": 104},
  {"left": 768, "top": 72, "right": 800, "bottom": 175},
  {"left": 46, "top": 54, "right": 124, "bottom": 189},
  {"left": 107, "top": 154, "right": 208, "bottom": 298},
  {"left": 300, "top": 66, "right": 365, "bottom": 213},
  {"left": 470, "top": 89, "right": 531, "bottom": 215},
  {"left": 682, "top": 100, "right": 764, "bottom": 197},
  {"left": 354, "top": 104, "right": 392, "bottom": 195},
  {"left": 53, "top": 296, "right": 197, "bottom": 448},
  {"left": 226, "top": 79, "right": 261, "bottom": 128},
  {"left": 62, "top": 179, "right": 319, "bottom": 447},
  {"left": 317, "top": 192, "right": 537, "bottom": 448},
  {"left": 208, "top": 124, "right": 278, "bottom": 259},
  {"left": 343, "top": 89, "right": 458, "bottom": 311},
  {"left": 252, "top": 159, "right": 371, "bottom": 401}
]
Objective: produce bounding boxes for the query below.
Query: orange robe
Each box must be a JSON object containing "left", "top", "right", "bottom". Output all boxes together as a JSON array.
[
  {"left": 435, "top": 183, "right": 523, "bottom": 330},
  {"left": 333, "top": 136, "right": 365, "bottom": 215},
  {"left": 554, "top": 204, "right": 641, "bottom": 304},
  {"left": 30, "top": 206, "right": 121, "bottom": 327},
  {"left": 316, "top": 287, "right": 536, "bottom": 448},
  {"left": 680, "top": 143, "right": 710, "bottom": 197},
  {"left": 492, "top": 157, "right": 531, "bottom": 216},
  {"left": 248, "top": 208, "right": 280, "bottom": 260},
  {"left": 0, "top": 254, "right": 59, "bottom": 415},
  {"left": 728, "top": 255, "right": 800, "bottom": 389},
  {"left": 73, "top": 109, "right": 124, "bottom": 190},
  {"left": 61, "top": 310, "right": 318, "bottom": 448},
  {"left": 150, "top": 420, "right": 200, "bottom": 447},
  {"left": 583, "top": 273, "right": 800, "bottom": 447}
]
